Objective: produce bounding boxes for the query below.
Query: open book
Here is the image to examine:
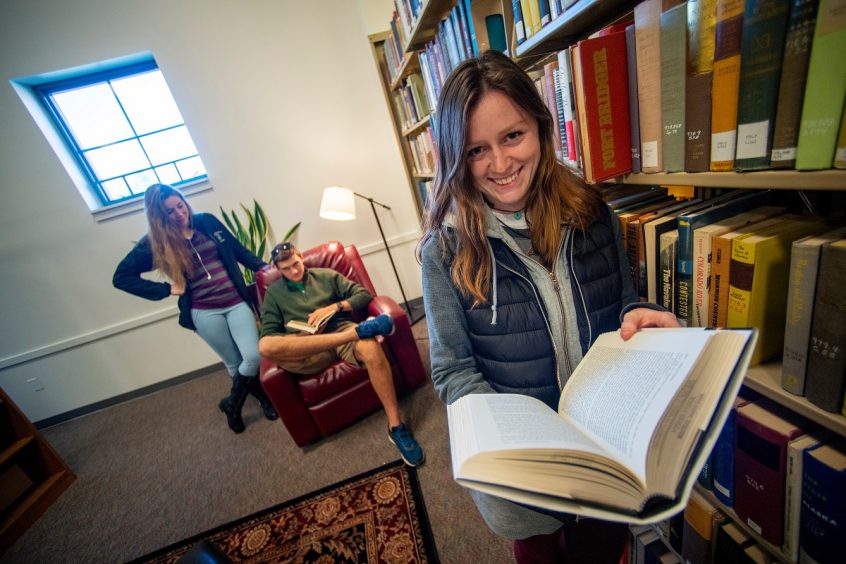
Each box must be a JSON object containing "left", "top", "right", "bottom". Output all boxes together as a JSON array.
[
  {"left": 286, "top": 309, "right": 336, "bottom": 334},
  {"left": 447, "top": 327, "right": 757, "bottom": 524}
]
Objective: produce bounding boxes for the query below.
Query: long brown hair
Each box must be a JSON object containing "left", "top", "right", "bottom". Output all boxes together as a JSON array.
[
  {"left": 417, "top": 51, "right": 602, "bottom": 306},
  {"left": 144, "top": 184, "right": 194, "bottom": 287}
]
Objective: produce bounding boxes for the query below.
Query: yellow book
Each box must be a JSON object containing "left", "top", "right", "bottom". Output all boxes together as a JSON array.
[
  {"left": 727, "top": 217, "right": 826, "bottom": 365},
  {"left": 709, "top": 0, "right": 744, "bottom": 171},
  {"left": 520, "top": 0, "right": 541, "bottom": 37}
]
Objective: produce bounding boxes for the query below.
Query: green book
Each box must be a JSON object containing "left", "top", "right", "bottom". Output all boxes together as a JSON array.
[
  {"left": 734, "top": 0, "right": 792, "bottom": 170},
  {"left": 795, "top": 0, "right": 846, "bottom": 169},
  {"left": 660, "top": 3, "right": 688, "bottom": 172}
]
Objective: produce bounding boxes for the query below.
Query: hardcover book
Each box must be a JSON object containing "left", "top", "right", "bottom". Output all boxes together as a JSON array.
[
  {"left": 805, "top": 239, "right": 846, "bottom": 412},
  {"left": 712, "top": 386, "right": 762, "bottom": 505},
  {"left": 770, "top": 0, "right": 821, "bottom": 168},
  {"left": 710, "top": 0, "right": 745, "bottom": 171},
  {"left": 676, "top": 190, "right": 771, "bottom": 325},
  {"left": 686, "top": 0, "right": 718, "bottom": 171},
  {"left": 709, "top": 214, "right": 789, "bottom": 328},
  {"left": 447, "top": 328, "right": 757, "bottom": 523},
  {"left": 734, "top": 0, "right": 792, "bottom": 170},
  {"left": 795, "top": 0, "right": 846, "bottom": 169},
  {"left": 734, "top": 398, "right": 812, "bottom": 546},
  {"left": 782, "top": 226, "right": 846, "bottom": 396},
  {"left": 783, "top": 430, "right": 831, "bottom": 561},
  {"left": 626, "top": 23, "right": 643, "bottom": 173},
  {"left": 571, "top": 29, "right": 632, "bottom": 183},
  {"left": 285, "top": 309, "right": 336, "bottom": 335},
  {"left": 681, "top": 489, "right": 726, "bottom": 564},
  {"left": 635, "top": 0, "right": 665, "bottom": 172},
  {"left": 660, "top": 3, "right": 688, "bottom": 172},
  {"left": 726, "top": 216, "right": 825, "bottom": 364},
  {"left": 799, "top": 438, "right": 846, "bottom": 564},
  {"left": 690, "top": 206, "right": 786, "bottom": 328}
]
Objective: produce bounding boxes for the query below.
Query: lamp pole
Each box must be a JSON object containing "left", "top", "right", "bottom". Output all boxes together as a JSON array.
[{"left": 352, "top": 192, "right": 420, "bottom": 324}]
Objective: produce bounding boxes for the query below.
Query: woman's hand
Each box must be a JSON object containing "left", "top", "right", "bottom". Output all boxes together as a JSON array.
[
  {"left": 620, "top": 308, "right": 680, "bottom": 340},
  {"left": 308, "top": 304, "right": 337, "bottom": 326},
  {"left": 170, "top": 282, "right": 185, "bottom": 296}
]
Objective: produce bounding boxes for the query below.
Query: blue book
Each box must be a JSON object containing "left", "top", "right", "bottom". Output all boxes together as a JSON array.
[
  {"left": 675, "top": 190, "right": 771, "bottom": 323},
  {"left": 462, "top": 0, "right": 478, "bottom": 54},
  {"left": 512, "top": 0, "right": 526, "bottom": 44},
  {"left": 713, "top": 388, "right": 761, "bottom": 506},
  {"left": 799, "top": 439, "right": 846, "bottom": 563}
]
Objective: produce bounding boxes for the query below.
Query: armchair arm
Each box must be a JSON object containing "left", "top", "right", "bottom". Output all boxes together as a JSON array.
[
  {"left": 259, "top": 358, "right": 322, "bottom": 446},
  {"left": 368, "top": 296, "right": 427, "bottom": 390}
]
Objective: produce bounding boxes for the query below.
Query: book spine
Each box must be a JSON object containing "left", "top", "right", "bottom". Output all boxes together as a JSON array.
[
  {"left": 512, "top": 0, "right": 526, "bottom": 44},
  {"left": 805, "top": 241, "right": 846, "bottom": 412},
  {"left": 552, "top": 68, "right": 568, "bottom": 161},
  {"left": 660, "top": 3, "right": 688, "bottom": 173},
  {"left": 521, "top": 0, "right": 540, "bottom": 37},
  {"left": 635, "top": 0, "right": 664, "bottom": 172},
  {"left": 799, "top": 443, "right": 846, "bottom": 563},
  {"left": 543, "top": 62, "right": 563, "bottom": 158},
  {"left": 537, "top": 0, "right": 551, "bottom": 27},
  {"left": 626, "top": 24, "right": 642, "bottom": 173},
  {"left": 726, "top": 236, "right": 755, "bottom": 327},
  {"left": 734, "top": 411, "right": 790, "bottom": 546},
  {"left": 783, "top": 434, "right": 828, "bottom": 561},
  {"left": 709, "top": 233, "right": 733, "bottom": 327},
  {"left": 558, "top": 48, "right": 579, "bottom": 168},
  {"left": 712, "top": 409, "right": 737, "bottom": 505},
  {"left": 734, "top": 0, "right": 792, "bottom": 170},
  {"left": 661, "top": 231, "right": 678, "bottom": 312},
  {"left": 781, "top": 240, "right": 822, "bottom": 395},
  {"left": 626, "top": 219, "right": 641, "bottom": 294},
  {"left": 691, "top": 228, "right": 713, "bottom": 327},
  {"left": 710, "top": 0, "right": 745, "bottom": 171},
  {"left": 685, "top": 72, "right": 715, "bottom": 172},
  {"left": 770, "top": 0, "right": 820, "bottom": 168},
  {"left": 462, "top": 0, "right": 479, "bottom": 54},
  {"left": 795, "top": 0, "right": 846, "bottom": 169}
]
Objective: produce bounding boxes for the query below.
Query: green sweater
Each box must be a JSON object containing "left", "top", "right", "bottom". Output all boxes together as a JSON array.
[{"left": 260, "top": 267, "right": 372, "bottom": 337}]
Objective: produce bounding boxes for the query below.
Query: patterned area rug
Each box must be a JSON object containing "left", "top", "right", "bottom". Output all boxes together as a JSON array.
[{"left": 133, "top": 460, "right": 438, "bottom": 563}]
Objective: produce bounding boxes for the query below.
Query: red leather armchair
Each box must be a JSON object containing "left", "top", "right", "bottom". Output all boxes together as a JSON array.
[{"left": 255, "top": 241, "right": 427, "bottom": 447}]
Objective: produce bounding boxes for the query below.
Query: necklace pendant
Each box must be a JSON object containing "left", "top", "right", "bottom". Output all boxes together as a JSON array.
[{"left": 513, "top": 211, "right": 522, "bottom": 220}]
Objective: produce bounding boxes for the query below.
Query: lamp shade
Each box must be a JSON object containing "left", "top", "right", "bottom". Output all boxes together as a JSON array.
[{"left": 320, "top": 187, "right": 356, "bottom": 221}]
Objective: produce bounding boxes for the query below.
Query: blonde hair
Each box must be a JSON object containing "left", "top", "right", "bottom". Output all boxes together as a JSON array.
[
  {"left": 144, "top": 184, "right": 194, "bottom": 287},
  {"left": 417, "top": 51, "right": 601, "bottom": 306}
]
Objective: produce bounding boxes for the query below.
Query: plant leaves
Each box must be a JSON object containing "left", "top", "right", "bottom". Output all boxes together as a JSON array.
[{"left": 282, "top": 221, "right": 301, "bottom": 242}]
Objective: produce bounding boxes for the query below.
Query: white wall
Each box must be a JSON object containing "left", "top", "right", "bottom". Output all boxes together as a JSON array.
[{"left": 0, "top": 0, "right": 421, "bottom": 422}]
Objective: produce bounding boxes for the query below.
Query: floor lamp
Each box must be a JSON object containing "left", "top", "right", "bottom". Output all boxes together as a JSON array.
[{"left": 319, "top": 187, "right": 422, "bottom": 324}]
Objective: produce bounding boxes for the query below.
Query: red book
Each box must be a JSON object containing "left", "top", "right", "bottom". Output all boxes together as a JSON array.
[
  {"left": 571, "top": 30, "right": 632, "bottom": 184},
  {"left": 733, "top": 398, "right": 812, "bottom": 547}
]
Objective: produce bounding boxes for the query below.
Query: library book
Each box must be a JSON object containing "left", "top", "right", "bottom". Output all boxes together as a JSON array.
[
  {"left": 285, "top": 309, "right": 336, "bottom": 334},
  {"left": 447, "top": 327, "right": 757, "bottom": 524}
]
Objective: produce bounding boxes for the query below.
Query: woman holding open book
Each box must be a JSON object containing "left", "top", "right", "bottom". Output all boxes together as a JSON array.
[
  {"left": 113, "top": 184, "right": 276, "bottom": 434},
  {"left": 418, "top": 51, "right": 679, "bottom": 563}
]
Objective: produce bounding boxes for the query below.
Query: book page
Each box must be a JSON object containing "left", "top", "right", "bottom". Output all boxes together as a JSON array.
[
  {"left": 557, "top": 329, "right": 713, "bottom": 480},
  {"left": 448, "top": 394, "right": 616, "bottom": 475}
]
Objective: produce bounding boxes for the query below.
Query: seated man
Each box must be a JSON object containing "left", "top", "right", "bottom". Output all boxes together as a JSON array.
[{"left": 258, "top": 242, "right": 424, "bottom": 466}]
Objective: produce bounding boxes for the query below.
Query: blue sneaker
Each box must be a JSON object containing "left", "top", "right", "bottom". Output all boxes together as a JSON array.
[
  {"left": 388, "top": 423, "right": 425, "bottom": 467},
  {"left": 356, "top": 314, "right": 395, "bottom": 339}
]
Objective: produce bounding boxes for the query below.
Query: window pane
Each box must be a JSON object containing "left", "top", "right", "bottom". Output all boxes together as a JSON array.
[
  {"left": 102, "top": 178, "right": 131, "bottom": 201},
  {"left": 154, "top": 163, "right": 181, "bottom": 184},
  {"left": 51, "top": 83, "right": 133, "bottom": 149},
  {"left": 125, "top": 169, "right": 159, "bottom": 195},
  {"left": 140, "top": 126, "right": 197, "bottom": 165},
  {"left": 84, "top": 139, "right": 150, "bottom": 179},
  {"left": 111, "top": 70, "right": 184, "bottom": 135},
  {"left": 175, "top": 156, "right": 207, "bottom": 180}
]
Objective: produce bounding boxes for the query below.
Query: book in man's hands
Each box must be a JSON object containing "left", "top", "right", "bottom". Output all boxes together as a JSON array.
[
  {"left": 285, "top": 309, "right": 336, "bottom": 334},
  {"left": 447, "top": 327, "right": 757, "bottom": 524}
]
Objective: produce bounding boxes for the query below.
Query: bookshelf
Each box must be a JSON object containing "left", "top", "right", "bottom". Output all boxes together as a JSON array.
[{"left": 0, "top": 388, "right": 75, "bottom": 555}]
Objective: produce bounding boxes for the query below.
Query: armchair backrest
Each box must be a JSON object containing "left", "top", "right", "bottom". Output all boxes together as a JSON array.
[{"left": 255, "top": 241, "right": 376, "bottom": 305}]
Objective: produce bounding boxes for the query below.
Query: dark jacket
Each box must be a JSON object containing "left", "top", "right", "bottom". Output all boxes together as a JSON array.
[{"left": 113, "top": 213, "right": 266, "bottom": 330}]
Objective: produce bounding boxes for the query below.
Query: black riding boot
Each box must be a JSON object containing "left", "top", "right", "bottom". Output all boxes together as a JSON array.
[
  {"left": 247, "top": 377, "right": 278, "bottom": 420},
  {"left": 218, "top": 374, "right": 249, "bottom": 433}
]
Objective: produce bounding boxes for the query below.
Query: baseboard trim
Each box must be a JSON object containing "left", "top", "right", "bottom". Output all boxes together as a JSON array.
[{"left": 36, "top": 362, "right": 224, "bottom": 429}]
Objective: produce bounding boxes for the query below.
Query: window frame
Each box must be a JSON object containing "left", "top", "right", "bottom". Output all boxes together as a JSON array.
[{"left": 26, "top": 55, "right": 208, "bottom": 210}]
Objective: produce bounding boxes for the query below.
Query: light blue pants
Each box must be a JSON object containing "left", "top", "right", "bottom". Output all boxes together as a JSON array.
[{"left": 191, "top": 302, "right": 260, "bottom": 377}]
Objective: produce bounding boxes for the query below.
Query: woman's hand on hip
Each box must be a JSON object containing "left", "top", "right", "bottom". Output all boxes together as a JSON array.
[{"left": 620, "top": 308, "right": 680, "bottom": 340}]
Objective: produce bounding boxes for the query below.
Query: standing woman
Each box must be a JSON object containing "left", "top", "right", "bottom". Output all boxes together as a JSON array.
[
  {"left": 113, "top": 184, "right": 277, "bottom": 434},
  {"left": 418, "top": 51, "right": 679, "bottom": 563}
]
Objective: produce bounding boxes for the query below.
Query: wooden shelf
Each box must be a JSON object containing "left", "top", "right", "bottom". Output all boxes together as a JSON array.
[
  {"left": 0, "top": 389, "right": 75, "bottom": 556},
  {"left": 515, "top": 0, "right": 638, "bottom": 61},
  {"left": 402, "top": 115, "right": 431, "bottom": 137},
  {"left": 620, "top": 169, "right": 846, "bottom": 190},
  {"left": 404, "top": 0, "right": 455, "bottom": 51},
  {"left": 390, "top": 51, "right": 421, "bottom": 91},
  {"left": 744, "top": 362, "right": 846, "bottom": 436},
  {"left": 694, "top": 484, "right": 793, "bottom": 563}
]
